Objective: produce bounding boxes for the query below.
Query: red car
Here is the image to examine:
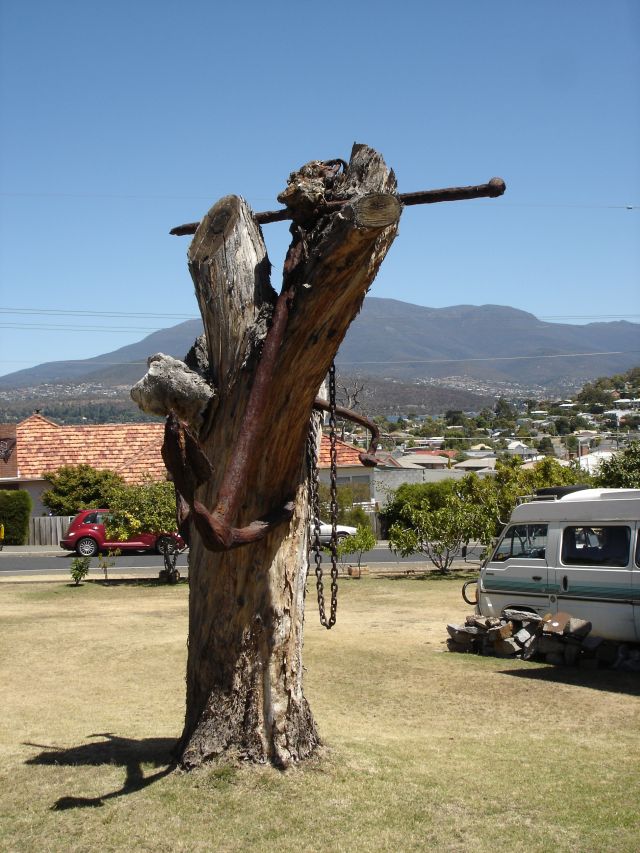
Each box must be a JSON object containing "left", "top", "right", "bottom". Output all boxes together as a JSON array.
[{"left": 60, "top": 509, "right": 185, "bottom": 557}]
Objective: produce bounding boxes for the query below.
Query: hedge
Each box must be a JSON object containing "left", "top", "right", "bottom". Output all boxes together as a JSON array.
[{"left": 0, "top": 490, "right": 33, "bottom": 545}]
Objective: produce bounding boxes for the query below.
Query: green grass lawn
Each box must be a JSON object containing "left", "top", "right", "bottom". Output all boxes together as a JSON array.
[{"left": 1, "top": 576, "right": 638, "bottom": 852}]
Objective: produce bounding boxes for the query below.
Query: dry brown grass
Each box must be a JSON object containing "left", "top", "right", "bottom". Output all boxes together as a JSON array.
[{"left": 1, "top": 576, "right": 639, "bottom": 852}]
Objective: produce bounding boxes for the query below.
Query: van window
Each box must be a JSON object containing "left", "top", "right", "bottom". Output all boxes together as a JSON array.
[
  {"left": 492, "top": 524, "right": 548, "bottom": 561},
  {"left": 561, "top": 526, "right": 630, "bottom": 567}
]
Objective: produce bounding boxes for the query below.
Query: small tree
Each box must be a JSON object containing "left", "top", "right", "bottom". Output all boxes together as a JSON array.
[
  {"left": 461, "top": 457, "right": 589, "bottom": 534},
  {"left": 69, "top": 555, "right": 91, "bottom": 585},
  {"left": 337, "top": 524, "right": 376, "bottom": 570},
  {"left": 389, "top": 495, "right": 494, "bottom": 575},
  {"left": 595, "top": 441, "right": 640, "bottom": 488},
  {"left": 537, "top": 436, "right": 555, "bottom": 456},
  {"left": 41, "top": 465, "right": 124, "bottom": 516},
  {"left": 380, "top": 480, "right": 459, "bottom": 530},
  {"left": 97, "top": 549, "right": 120, "bottom": 582}
]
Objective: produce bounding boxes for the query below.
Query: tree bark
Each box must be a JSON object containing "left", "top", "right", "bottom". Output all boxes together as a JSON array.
[{"left": 139, "top": 144, "right": 400, "bottom": 769}]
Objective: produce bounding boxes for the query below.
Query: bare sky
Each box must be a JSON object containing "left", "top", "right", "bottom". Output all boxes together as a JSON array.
[{"left": 0, "top": 0, "right": 638, "bottom": 377}]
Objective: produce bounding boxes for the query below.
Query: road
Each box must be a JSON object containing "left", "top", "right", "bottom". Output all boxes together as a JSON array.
[
  {"left": 0, "top": 544, "right": 441, "bottom": 578},
  {"left": 0, "top": 550, "right": 192, "bottom": 578}
]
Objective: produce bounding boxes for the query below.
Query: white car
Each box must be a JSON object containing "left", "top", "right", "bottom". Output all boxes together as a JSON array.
[{"left": 311, "top": 521, "right": 357, "bottom": 545}]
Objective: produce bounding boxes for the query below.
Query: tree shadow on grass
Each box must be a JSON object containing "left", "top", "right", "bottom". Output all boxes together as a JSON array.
[
  {"left": 24, "top": 732, "right": 178, "bottom": 810},
  {"left": 498, "top": 665, "right": 640, "bottom": 697}
]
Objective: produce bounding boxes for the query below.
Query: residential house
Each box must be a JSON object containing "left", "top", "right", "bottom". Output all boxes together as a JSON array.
[
  {"left": 317, "top": 435, "right": 374, "bottom": 498},
  {"left": 452, "top": 456, "right": 497, "bottom": 473},
  {"left": 391, "top": 451, "right": 452, "bottom": 470},
  {"left": 577, "top": 449, "right": 614, "bottom": 475},
  {"left": 0, "top": 414, "right": 167, "bottom": 514},
  {"left": 505, "top": 439, "right": 538, "bottom": 460},
  {"left": 1, "top": 414, "right": 373, "bottom": 517}
]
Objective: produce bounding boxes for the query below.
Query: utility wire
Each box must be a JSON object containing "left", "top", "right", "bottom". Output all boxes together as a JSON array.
[
  {"left": 0, "top": 308, "right": 199, "bottom": 319},
  {"left": 1, "top": 350, "right": 639, "bottom": 368},
  {"left": 336, "top": 350, "right": 640, "bottom": 366},
  {"left": 1, "top": 307, "right": 638, "bottom": 322},
  {"left": 0, "top": 323, "right": 164, "bottom": 333}
]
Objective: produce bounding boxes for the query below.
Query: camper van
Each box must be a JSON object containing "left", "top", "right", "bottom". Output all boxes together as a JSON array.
[{"left": 470, "top": 487, "right": 640, "bottom": 643}]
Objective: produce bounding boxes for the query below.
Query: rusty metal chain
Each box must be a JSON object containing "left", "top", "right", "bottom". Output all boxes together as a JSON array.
[
  {"left": 328, "top": 362, "right": 339, "bottom": 611},
  {"left": 308, "top": 362, "right": 339, "bottom": 629}
]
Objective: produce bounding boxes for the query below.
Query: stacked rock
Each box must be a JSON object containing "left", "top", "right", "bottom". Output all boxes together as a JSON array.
[{"left": 446, "top": 610, "right": 640, "bottom": 670}]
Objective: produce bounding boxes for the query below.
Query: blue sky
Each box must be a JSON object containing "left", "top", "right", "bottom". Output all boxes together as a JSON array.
[{"left": 0, "top": 0, "right": 638, "bottom": 378}]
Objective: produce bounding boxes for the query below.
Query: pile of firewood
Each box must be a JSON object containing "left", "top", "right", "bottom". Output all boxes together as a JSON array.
[{"left": 446, "top": 609, "right": 640, "bottom": 671}]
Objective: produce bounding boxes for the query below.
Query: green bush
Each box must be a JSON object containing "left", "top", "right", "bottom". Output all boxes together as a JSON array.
[
  {"left": 41, "top": 464, "right": 124, "bottom": 516},
  {"left": 106, "top": 480, "right": 176, "bottom": 540},
  {"left": 337, "top": 524, "right": 377, "bottom": 570},
  {"left": 595, "top": 441, "right": 640, "bottom": 488},
  {"left": 0, "top": 490, "right": 33, "bottom": 545},
  {"left": 317, "top": 483, "right": 370, "bottom": 524},
  {"left": 70, "top": 556, "right": 91, "bottom": 585}
]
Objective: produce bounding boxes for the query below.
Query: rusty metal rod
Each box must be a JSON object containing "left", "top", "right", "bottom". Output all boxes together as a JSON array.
[{"left": 169, "top": 177, "right": 506, "bottom": 236}]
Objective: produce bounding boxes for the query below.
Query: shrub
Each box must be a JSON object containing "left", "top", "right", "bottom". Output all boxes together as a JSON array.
[
  {"left": 337, "top": 524, "right": 377, "bottom": 570},
  {"left": 317, "top": 483, "right": 370, "bottom": 524},
  {"left": 595, "top": 441, "right": 640, "bottom": 488},
  {"left": 106, "top": 480, "right": 176, "bottom": 540},
  {"left": 41, "top": 465, "right": 124, "bottom": 516},
  {"left": 70, "top": 556, "right": 91, "bottom": 585},
  {"left": 342, "top": 505, "right": 370, "bottom": 529},
  {"left": 0, "top": 490, "right": 32, "bottom": 545}
]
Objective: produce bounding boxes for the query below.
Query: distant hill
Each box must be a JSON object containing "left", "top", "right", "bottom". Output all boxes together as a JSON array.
[
  {"left": 0, "top": 320, "right": 203, "bottom": 390},
  {"left": 1, "top": 299, "right": 638, "bottom": 395},
  {"left": 335, "top": 300, "right": 640, "bottom": 387}
]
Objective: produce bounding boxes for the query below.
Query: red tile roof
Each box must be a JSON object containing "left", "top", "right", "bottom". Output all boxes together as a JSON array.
[
  {"left": 318, "top": 434, "right": 364, "bottom": 468},
  {"left": 13, "top": 417, "right": 369, "bottom": 483},
  {"left": 411, "top": 448, "right": 458, "bottom": 459},
  {"left": 15, "top": 414, "right": 166, "bottom": 483}
]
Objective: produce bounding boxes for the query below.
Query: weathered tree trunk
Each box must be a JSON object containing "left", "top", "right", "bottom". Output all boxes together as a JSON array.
[{"left": 133, "top": 144, "right": 400, "bottom": 769}]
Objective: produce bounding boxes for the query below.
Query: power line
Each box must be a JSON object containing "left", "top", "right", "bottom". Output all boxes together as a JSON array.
[
  {"left": 0, "top": 323, "right": 165, "bottom": 333},
  {"left": 538, "top": 314, "right": 640, "bottom": 321},
  {"left": 1, "top": 307, "right": 638, "bottom": 323},
  {"left": 0, "top": 308, "right": 199, "bottom": 320},
  {"left": 0, "top": 359, "right": 149, "bottom": 365},
  {"left": 336, "top": 350, "right": 640, "bottom": 366}
]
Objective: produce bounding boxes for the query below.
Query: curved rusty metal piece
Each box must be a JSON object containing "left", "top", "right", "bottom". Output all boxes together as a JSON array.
[
  {"left": 161, "top": 412, "right": 296, "bottom": 553},
  {"left": 160, "top": 270, "right": 298, "bottom": 555},
  {"left": 191, "top": 499, "right": 296, "bottom": 552},
  {"left": 313, "top": 398, "right": 381, "bottom": 467}
]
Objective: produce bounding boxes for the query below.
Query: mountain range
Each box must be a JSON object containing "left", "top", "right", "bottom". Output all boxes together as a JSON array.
[{"left": 1, "top": 298, "right": 638, "bottom": 397}]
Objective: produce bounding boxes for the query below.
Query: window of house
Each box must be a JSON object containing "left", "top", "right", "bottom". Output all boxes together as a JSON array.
[
  {"left": 492, "top": 524, "right": 548, "bottom": 561},
  {"left": 561, "top": 526, "right": 630, "bottom": 567}
]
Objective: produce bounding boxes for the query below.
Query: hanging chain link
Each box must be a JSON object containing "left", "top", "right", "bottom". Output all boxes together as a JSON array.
[{"left": 308, "top": 362, "right": 339, "bottom": 629}]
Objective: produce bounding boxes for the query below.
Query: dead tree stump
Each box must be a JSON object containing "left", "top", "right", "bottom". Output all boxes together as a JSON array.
[{"left": 132, "top": 144, "right": 400, "bottom": 768}]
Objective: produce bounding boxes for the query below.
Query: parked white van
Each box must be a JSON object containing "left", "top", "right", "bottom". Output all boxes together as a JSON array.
[{"left": 472, "top": 487, "right": 640, "bottom": 643}]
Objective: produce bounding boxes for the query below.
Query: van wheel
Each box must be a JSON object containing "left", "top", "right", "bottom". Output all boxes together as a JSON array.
[{"left": 76, "top": 537, "right": 98, "bottom": 557}]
